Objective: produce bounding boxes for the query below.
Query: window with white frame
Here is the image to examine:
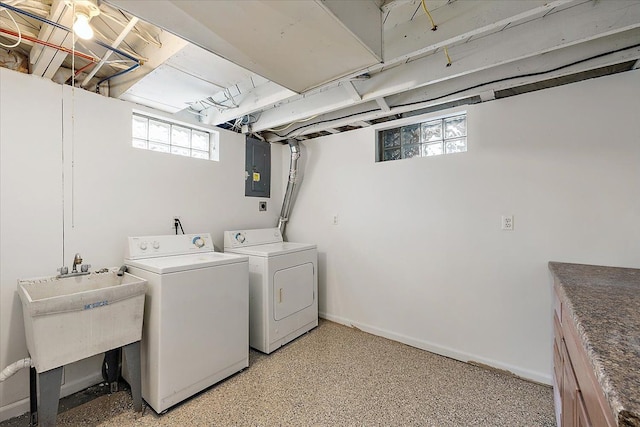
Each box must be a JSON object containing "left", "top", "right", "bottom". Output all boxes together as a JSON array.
[
  {"left": 377, "top": 112, "right": 467, "bottom": 162},
  {"left": 132, "top": 113, "right": 219, "bottom": 161}
]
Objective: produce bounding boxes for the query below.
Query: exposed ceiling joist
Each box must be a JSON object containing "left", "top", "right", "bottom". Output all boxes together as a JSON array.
[
  {"left": 376, "top": 0, "right": 577, "bottom": 75},
  {"left": 376, "top": 97, "right": 391, "bottom": 112},
  {"left": 343, "top": 81, "right": 362, "bottom": 102},
  {"left": 265, "top": 43, "right": 640, "bottom": 142},
  {"left": 80, "top": 16, "right": 139, "bottom": 87},
  {"left": 30, "top": 0, "right": 73, "bottom": 78},
  {"left": 4, "top": 0, "right": 639, "bottom": 143},
  {"left": 249, "top": 0, "right": 640, "bottom": 134}
]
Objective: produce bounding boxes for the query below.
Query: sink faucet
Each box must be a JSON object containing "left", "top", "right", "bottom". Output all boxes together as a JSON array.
[
  {"left": 72, "top": 253, "right": 83, "bottom": 273},
  {"left": 56, "top": 253, "right": 90, "bottom": 278}
]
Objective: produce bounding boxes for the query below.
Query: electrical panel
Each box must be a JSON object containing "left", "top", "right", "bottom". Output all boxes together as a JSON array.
[{"left": 245, "top": 136, "right": 271, "bottom": 198}]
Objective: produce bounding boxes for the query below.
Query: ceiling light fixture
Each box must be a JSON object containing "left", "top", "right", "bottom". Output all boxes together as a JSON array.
[{"left": 66, "top": 0, "right": 100, "bottom": 40}]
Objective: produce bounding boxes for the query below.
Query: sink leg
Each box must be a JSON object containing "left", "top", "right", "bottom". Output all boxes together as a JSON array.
[
  {"left": 39, "top": 367, "right": 63, "bottom": 427},
  {"left": 29, "top": 367, "right": 37, "bottom": 426},
  {"left": 123, "top": 341, "right": 142, "bottom": 412}
]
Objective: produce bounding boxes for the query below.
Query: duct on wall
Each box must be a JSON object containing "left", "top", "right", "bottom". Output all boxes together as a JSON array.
[{"left": 277, "top": 139, "right": 300, "bottom": 240}]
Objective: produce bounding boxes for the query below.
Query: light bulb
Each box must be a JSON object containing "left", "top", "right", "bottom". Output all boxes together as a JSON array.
[{"left": 73, "top": 13, "right": 94, "bottom": 40}]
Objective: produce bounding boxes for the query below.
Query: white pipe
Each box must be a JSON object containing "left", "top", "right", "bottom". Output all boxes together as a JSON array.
[
  {"left": 81, "top": 16, "right": 139, "bottom": 87},
  {"left": 0, "top": 358, "right": 32, "bottom": 382}
]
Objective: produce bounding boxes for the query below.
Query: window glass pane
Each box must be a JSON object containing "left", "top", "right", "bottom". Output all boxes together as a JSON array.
[
  {"left": 444, "top": 115, "right": 466, "bottom": 138},
  {"left": 132, "top": 138, "right": 147, "bottom": 149},
  {"left": 445, "top": 138, "right": 467, "bottom": 154},
  {"left": 191, "top": 150, "right": 209, "bottom": 160},
  {"left": 149, "top": 142, "right": 170, "bottom": 153},
  {"left": 148, "top": 120, "right": 170, "bottom": 143},
  {"left": 172, "top": 126, "right": 190, "bottom": 147},
  {"left": 383, "top": 148, "right": 401, "bottom": 161},
  {"left": 423, "top": 142, "right": 444, "bottom": 156},
  {"left": 421, "top": 120, "right": 442, "bottom": 142},
  {"left": 132, "top": 116, "right": 148, "bottom": 139},
  {"left": 192, "top": 130, "right": 209, "bottom": 151},
  {"left": 401, "top": 124, "right": 420, "bottom": 145},
  {"left": 383, "top": 129, "right": 400, "bottom": 148},
  {"left": 402, "top": 144, "right": 421, "bottom": 158},
  {"left": 171, "top": 146, "right": 190, "bottom": 157}
]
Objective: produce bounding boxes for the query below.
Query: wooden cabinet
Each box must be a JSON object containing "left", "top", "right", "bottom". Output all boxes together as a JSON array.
[
  {"left": 560, "top": 338, "right": 591, "bottom": 427},
  {"left": 553, "top": 285, "right": 615, "bottom": 427}
]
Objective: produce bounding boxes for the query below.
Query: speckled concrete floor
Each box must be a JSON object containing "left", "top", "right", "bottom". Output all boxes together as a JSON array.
[{"left": 3, "top": 319, "right": 555, "bottom": 426}]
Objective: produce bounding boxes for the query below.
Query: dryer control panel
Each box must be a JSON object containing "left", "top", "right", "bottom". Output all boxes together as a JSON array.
[
  {"left": 126, "top": 233, "right": 214, "bottom": 260},
  {"left": 224, "top": 228, "right": 283, "bottom": 249}
]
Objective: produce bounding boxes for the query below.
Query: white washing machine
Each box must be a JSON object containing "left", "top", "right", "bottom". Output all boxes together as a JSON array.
[
  {"left": 124, "top": 233, "right": 249, "bottom": 413},
  {"left": 224, "top": 228, "right": 317, "bottom": 354}
]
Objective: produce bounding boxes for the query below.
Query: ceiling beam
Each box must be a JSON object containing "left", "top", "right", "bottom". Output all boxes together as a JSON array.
[
  {"left": 263, "top": 43, "right": 640, "bottom": 142},
  {"left": 80, "top": 17, "right": 139, "bottom": 87},
  {"left": 30, "top": 0, "right": 74, "bottom": 79},
  {"left": 250, "top": 0, "right": 640, "bottom": 133},
  {"left": 382, "top": 0, "right": 579, "bottom": 74},
  {"left": 375, "top": 97, "right": 391, "bottom": 112},
  {"left": 342, "top": 81, "right": 362, "bottom": 102}
]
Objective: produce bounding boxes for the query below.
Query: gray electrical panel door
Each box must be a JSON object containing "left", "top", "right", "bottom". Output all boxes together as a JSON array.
[{"left": 245, "top": 136, "right": 271, "bottom": 198}]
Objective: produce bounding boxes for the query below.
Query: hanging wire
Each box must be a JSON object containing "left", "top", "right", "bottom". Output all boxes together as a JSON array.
[
  {"left": 443, "top": 46, "right": 452, "bottom": 67},
  {"left": 0, "top": 7, "right": 21, "bottom": 47},
  {"left": 419, "top": 0, "right": 452, "bottom": 66},
  {"left": 420, "top": 0, "right": 437, "bottom": 31}
]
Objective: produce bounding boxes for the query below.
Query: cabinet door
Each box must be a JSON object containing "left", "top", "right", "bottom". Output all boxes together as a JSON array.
[
  {"left": 576, "top": 393, "right": 592, "bottom": 427},
  {"left": 561, "top": 342, "right": 578, "bottom": 427}
]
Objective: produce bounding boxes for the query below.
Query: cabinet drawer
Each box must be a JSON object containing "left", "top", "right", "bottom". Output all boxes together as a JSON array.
[
  {"left": 553, "top": 312, "right": 562, "bottom": 353},
  {"left": 553, "top": 284, "right": 562, "bottom": 324}
]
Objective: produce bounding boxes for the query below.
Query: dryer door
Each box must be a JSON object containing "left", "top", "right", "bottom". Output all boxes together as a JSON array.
[{"left": 273, "top": 262, "right": 314, "bottom": 320}]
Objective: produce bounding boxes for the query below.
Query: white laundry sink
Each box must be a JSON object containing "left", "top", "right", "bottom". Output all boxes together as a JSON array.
[{"left": 18, "top": 270, "right": 147, "bottom": 373}]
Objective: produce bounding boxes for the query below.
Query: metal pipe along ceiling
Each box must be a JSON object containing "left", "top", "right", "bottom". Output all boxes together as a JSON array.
[{"left": 277, "top": 139, "right": 300, "bottom": 240}]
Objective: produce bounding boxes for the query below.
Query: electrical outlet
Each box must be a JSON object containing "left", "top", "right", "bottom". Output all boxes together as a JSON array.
[
  {"left": 259, "top": 201, "right": 267, "bottom": 211},
  {"left": 332, "top": 214, "right": 339, "bottom": 225},
  {"left": 501, "top": 215, "right": 514, "bottom": 231}
]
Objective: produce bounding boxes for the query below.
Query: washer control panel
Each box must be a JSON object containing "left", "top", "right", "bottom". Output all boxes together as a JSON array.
[
  {"left": 126, "top": 233, "right": 214, "bottom": 259},
  {"left": 223, "top": 228, "right": 283, "bottom": 249}
]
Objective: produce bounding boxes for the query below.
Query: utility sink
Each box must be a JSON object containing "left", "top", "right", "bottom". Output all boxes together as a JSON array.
[{"left": 18, "top": 270, "right": 147, "bottom": 373}]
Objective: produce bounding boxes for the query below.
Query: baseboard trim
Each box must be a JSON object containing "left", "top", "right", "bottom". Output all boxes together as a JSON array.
[
  {"left": 319, "top": 312, "right": 552, "bottom": 386},
  {"left": 0, "top": 372, "right": 103, "bottom": 422}
]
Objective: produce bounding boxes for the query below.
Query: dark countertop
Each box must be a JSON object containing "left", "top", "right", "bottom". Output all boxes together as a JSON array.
[{"left": 549, "top": 262, "right": 640, "bottom": 426}]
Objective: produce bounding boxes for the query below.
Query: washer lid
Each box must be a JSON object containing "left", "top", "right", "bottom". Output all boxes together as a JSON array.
[
  {"left": 125, "top": 252, "right": 248, "bottom": 274},
  {"left": 226, "top": 242, "right": 316, "bottom": 257}
]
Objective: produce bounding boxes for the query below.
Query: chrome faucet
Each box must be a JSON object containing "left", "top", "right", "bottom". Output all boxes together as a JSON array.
[
  {"left": 72, "top": 253, "right": 83, "bottom": 273},
  {"left": 57, "top": 253, "right": 90, "bottom": 278}
]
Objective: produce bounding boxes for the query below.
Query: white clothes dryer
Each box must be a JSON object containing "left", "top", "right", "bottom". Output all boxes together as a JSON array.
[
  {"left": 224, "top": 228, "right": 317, "bottom": 354},
  {"left": 124, "top": 233, "right": 249, "bottom": 413}
]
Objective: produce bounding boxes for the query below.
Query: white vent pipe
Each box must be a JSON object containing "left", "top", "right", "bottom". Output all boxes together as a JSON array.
[
  {"left": 277, "top": 139, "right": 300, "bottom": 240},
  {"left": 0, "top": 358, "right": 32, "bottom": 382}
]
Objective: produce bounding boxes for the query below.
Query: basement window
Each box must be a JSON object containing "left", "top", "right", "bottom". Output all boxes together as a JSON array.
[
  {"left": 377, "top": 112, "right": 466, "bottom": 162},
  {"left": 132, "top": 113, "right": 219, "bottom": 161}
]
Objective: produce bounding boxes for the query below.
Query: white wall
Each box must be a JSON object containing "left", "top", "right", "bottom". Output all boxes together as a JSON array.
[
  {"left": 283, "top": 70, "right": 640, "bottom": 384},
  {"left": 0, "top": 68, "right": 283, "bottom": 420}
]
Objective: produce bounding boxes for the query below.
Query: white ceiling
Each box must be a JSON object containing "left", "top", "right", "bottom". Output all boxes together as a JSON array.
[{"left": 2, "top": 0, "right": 640, "bottom": 142}]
